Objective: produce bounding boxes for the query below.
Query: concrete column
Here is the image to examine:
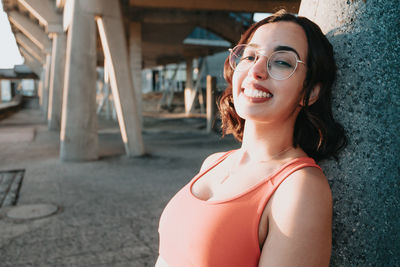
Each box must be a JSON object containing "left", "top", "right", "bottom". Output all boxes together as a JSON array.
[
  {"left": 48, "top": 32, "right": 66, "bottom": 130},
  {"left": 206, "top": 75, "right": 217, "bottom": 133},
  {"left": 60, "top": 0, "right": 98, "bottom": 161},
  {"left": 184, "top": 58, "right": 194, "bottom": 113},
  {"left": 299, "top": 1, "right": 400, "bottom": 266},
  {"left": 42, "top": 53, "right": 52, "bottom": 118},
  {"left": 129, "top": 22, "right": 143, "bottom": 126},
  {"left": 95, "top": 1, "right": 145, "bottom": 156}
]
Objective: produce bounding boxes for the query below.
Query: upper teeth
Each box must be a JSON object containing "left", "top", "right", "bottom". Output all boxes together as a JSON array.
[{"left": 243, "top": 88, "right": 272, "bottom": 98}]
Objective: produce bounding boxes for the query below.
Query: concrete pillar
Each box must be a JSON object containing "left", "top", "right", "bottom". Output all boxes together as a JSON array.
[
  {"left": 129, "top": 22, "right": 143, "bottom": 126},
  {"left": 95, "top": 1, "right": 145, "bottom": 156},
  {"left": 48, "top": 32, "right": 66, "bottom": 130},
  {"left": 206, "top": 75, "right": 217, "bottom": 133},
  {"left": 60, "top": 0, "right": 98, "bottom": 161},
  {"left": 42, "top": 53, "right": 52, "bottom": 118},
  {"left": 184, "top": 58, "right": 194, "bottom": 113},
  {"left": 298, "top": 1, "right": 400, "bottom": 266}
]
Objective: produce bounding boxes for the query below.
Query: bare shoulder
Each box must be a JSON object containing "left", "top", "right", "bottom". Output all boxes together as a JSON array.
[
  {"left": 272, "top": 166, "right": 332, "bottom": 211},
  {"left": 270, "top": 166, "right": 332, "bottom": 232},
  {"left": 199, "top": 151, "right": 227, "bottom": 172},
  {"left": 259, "top": 167, "right": 332, "bottom": 266}
]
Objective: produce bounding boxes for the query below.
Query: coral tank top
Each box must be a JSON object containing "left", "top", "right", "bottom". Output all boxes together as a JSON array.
[{"left": 158, "top": 150, "right": 321, "bottom": 267}]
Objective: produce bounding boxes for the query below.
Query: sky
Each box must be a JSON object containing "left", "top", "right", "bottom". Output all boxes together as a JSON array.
[
  {"left": 0, "top": 6, "right": 269, "bottom": 70},
  {"left": 0, "top": 2, "right": 23, "bottom": 69},
  {"left": 253, "top": 13, "right": 271, "bottom": 22}
]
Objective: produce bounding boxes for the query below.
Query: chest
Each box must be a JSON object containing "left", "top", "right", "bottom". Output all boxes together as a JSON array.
[
  {"left": 191, "top": 160, "right": 279, "bottom": 202},
  {"left": 159, "top": 162, "right": 279, "bottom": 266}
]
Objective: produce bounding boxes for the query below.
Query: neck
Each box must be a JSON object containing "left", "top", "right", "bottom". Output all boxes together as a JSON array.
[{"left": 239, "top": 119, "right": 296, "bottom": 162}]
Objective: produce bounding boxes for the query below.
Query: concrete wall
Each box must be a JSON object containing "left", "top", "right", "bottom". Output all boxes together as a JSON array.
[{"left": 299, "top": 0, "right": 400, "bottom": 266}]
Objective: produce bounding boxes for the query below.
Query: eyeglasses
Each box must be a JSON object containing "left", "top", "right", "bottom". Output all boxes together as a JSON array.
[{"left": 228, "top": 44, "right": 306, "bottom": 80}]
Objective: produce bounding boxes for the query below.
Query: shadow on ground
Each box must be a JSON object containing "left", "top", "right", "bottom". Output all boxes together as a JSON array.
[{"left": 0, "top": 107, "right": 237, "bottom": 267}]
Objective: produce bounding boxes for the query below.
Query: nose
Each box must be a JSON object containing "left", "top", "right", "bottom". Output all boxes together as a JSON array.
[{"left": 248, "top": 55, "right": 268, "bottom": 80}]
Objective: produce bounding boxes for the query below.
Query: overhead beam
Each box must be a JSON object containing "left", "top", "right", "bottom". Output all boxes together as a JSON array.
[
  {"left": 18, "top": 0, "right": 63, "bottom": 32},
  {"left": 196, "top": 13, "right": 244, "bottom": 43},
  {"left": 129, "top": 0, "right": 300, "bottom": 13},
  {"left": 142, "top": 42, "right": 226, "bottom": 58},
  {"left": 135, "top": 10, "right": 244, "bottom": 43},
  {"left": 19, "top": 46, "right": 43, "bottom": 76},
  {"left": 15, "top": 32, "right": 46, "bottom": 63},
  {"left": 8, "top": 10, "right": 52, "bottom": 52}
]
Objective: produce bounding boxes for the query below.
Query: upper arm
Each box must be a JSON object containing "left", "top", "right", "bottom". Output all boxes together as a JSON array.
[
  {"left": 259, "top": 167, "right": 333, "bottom": 267},
  {"left": 199, "top": 152, "right": 226, "bottom": 173}
]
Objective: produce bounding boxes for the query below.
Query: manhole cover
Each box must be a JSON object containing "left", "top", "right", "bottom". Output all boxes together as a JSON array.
[{"left": 6, "top": 203, "right": 58, "bottom": 220}]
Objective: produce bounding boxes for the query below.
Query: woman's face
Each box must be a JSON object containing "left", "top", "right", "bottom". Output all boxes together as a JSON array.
[{"left": 232, "top": 21, "right": 308, "bottom": 125}]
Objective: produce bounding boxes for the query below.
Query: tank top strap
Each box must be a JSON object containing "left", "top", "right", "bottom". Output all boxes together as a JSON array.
[
  {"left": 189, "top": 150, "right": 237, "bottom": 183},
  {"left": 256, "top": 157, "right": 322, "bottom": 214},
  {"left": 269, "top": 157, "right": 321, "bottom": 187},
  {"left": 215, "top": 149, "right": 237, "bottom": 163}
]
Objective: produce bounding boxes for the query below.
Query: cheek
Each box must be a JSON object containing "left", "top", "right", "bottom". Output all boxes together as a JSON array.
[
  {"left": 231, "top": 73, "right": 243, "bottom": 106},
  {"left": 232, "top": 71, "right": 245, "bottom": 94}
]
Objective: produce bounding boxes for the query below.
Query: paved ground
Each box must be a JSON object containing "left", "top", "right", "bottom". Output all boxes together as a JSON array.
[{"left": 0, "top": 107, "right": 237, "bottom": 267}]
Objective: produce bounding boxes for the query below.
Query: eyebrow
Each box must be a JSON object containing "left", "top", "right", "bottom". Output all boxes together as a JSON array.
[
  {"left": 273, "top": 45, "right": 301, "bottom": 59},
  {"left": 248, "top": 43, "right": 303, "bottom": 60}
]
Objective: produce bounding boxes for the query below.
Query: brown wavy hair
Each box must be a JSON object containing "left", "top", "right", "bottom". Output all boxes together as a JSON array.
[{"left": 219, "top": 10, "right": 347, "bottom": 161}]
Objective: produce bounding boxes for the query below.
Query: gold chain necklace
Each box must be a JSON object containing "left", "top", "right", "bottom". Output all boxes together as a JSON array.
[{"left": 220, "top": 146, "right": 293, "bottom": 184}]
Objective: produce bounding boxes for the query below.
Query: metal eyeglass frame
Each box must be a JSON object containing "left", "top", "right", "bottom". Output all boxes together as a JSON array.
[{"left": 228, "top": 44, "right": 306, "bottom": 80}]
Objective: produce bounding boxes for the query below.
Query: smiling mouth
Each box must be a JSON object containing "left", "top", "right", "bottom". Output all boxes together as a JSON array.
[{"left": 242, "top": 88, "right": 273, "bottom": 99}]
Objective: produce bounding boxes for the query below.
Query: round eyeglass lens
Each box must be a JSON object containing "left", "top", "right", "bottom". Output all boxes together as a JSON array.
[
  {"left": 229, "top": 45, "right": 300, "bottom": 80},
  {"left": 268, "top": 51, "right": 298, "bottom": 80},
  {"left": 229, "top": 45, "right": 255, "bottom": 71}
]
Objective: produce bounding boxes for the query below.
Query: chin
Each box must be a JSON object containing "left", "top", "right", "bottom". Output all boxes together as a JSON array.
[{"left": 234, "top": 106, "right": 267, "bottom": 122}]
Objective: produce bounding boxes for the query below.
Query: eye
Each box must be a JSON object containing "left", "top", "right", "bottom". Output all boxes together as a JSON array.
[
  {"left": 271, "top": 60, "right": 293, "bottom": 68},
  {"left": 269, "top": 52, "right": 297, "bottom": 69},
  {"left": 240, "top": 49, "right": 257, "bottom": 62},
  {"left": 241, "top": 55, "right": 256, "bottom": 62}
]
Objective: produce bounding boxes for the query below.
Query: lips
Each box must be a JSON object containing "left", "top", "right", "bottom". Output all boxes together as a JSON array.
[{"left": 242, "top": 83, "right": 273, "bottom": 101}]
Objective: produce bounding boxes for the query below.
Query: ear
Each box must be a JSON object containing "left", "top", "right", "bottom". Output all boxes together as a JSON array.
[
  {"left": 309, "top": 84, "right": 320, "bottom": 105},
  {"left": 299, "top": 84, "right": 320, "bottom": 106}
]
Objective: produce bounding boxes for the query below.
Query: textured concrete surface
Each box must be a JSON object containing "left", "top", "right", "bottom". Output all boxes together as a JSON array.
[
  {"left": 299, "top": 0, "right": 400, "bottom": 266},
  {"left": 0, "top": 170, "right": 24, "bottom": 208},
  {"left": 0, "top": 108, "right": 237, "bottom": 266}
]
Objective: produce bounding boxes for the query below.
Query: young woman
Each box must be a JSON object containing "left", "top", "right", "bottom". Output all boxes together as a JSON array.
[{"left": 156, "top": 10, "right": 346, "bottom": 267}]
